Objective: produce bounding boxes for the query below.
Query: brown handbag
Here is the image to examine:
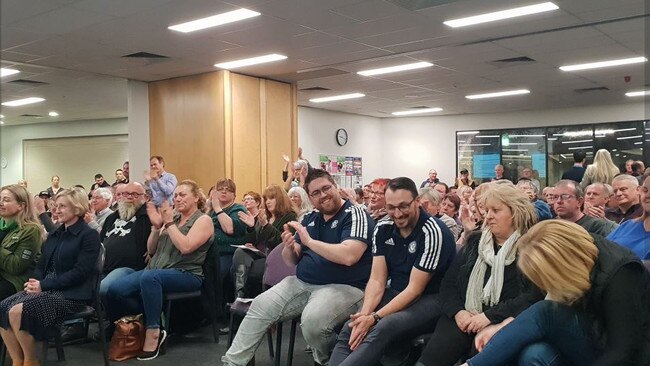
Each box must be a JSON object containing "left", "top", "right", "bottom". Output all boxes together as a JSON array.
[{"left": 108, "top": 314, "right": 146, "bottom": 361}]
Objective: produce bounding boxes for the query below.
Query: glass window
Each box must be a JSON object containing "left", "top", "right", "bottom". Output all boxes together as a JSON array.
[
  {"left": 593, "top": 121, "right": 644, "bottom": 173},
  {"left": 457, "top": 131, "right": 500, "bottom": 185},
  {"left": 501, "top": 129, "right": 546, "bottom": 188},
  {"left": 546, "top": 125, "right": 594, "bottom": 185}
]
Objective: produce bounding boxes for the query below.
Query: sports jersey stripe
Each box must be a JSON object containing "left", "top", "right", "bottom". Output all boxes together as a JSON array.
[{"left": 420, "top": 219, "right": 442, "bottom": 270}]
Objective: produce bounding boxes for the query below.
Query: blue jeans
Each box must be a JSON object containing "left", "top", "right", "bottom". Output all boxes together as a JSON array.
[
  {"left": 99, "top": 267, "right": 134, "bottom": 299},
  {"left": 105, "top": 268, "right": 203, "bottom": 329},
  {"left": 329, "top": 290, "right": 440, "bottom": 366},
  {"left": 222, "top": 276, "right": 364, "bottom": 366},
  {"left": 468, "top": 301, "right": 600, "bottom": 366}
]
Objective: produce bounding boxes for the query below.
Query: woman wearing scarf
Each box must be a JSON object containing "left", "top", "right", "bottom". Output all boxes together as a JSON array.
[
  {"left": 416, "top": 184, "right": 543, "bottom": 366},
  {"left": 0, "top": 185, "right": 42, "bottom": 301}
]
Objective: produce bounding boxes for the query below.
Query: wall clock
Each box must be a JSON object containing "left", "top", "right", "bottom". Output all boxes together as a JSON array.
[{"left": 336, "top": 128, "right": 348, "bottom": 146}]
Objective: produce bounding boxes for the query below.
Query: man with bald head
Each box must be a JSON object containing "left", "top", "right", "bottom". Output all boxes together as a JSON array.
[{"left": 99, "top": 182, "right": 152, "bottom": 297}]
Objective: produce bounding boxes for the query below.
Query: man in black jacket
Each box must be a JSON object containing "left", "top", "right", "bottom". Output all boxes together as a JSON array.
[{"left": 561, "top": 151, "right": 586, "bottom": 183}]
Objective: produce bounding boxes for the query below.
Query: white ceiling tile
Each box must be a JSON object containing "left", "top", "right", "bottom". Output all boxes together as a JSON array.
[
  {"left": 330, "top": 0, "right": 410, "bottom": 22},
  {"left": 10, "top": 7, "right": 116, "bottom": 35}
]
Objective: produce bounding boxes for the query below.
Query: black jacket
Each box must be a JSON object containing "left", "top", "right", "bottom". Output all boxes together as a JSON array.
[
  {"left": 582, "top": 235, "right": 650, "bottom": 366},
  {"left": 34, "top": 219, "right": 101, "bottom": 301},
  {"left": 561, "top": 165, "right": 586, "bottom": 183},
  {"left": 439, "top": 231, "right": 544, "bottom": 323}
]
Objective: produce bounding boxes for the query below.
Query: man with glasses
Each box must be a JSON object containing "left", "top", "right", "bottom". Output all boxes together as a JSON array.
[
  {"left": 329, "top": 177, "right": 456, "bottom": 366},
  {"left": 606, "top": 174, "right": 643, "bottom": 224},
  {"left": 553, "top": 180, "right": 618, "bottom": 237},
  {"left": 99, "top": 182, "right": 152, "bottom": 297},
  {"left": 368, "top": 178, "right": 390, "bottom": 220},
  {"left": 223, "top": 169, "right": 374, "bottom": 366}
]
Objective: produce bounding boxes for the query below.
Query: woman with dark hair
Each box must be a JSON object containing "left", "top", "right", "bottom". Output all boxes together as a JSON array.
[
  {"left": 233, "top": 185, "right": 297, "bottom": 298},
  {"left": 416, "top": 184, "right": 544, "bottom": 366},
  {"left": 441, "top": 194, "right": 461, "bottom": 224},
  {"left": 0, "top": 188, "right": 100, "bottom": 366},
  {"left": 0, "top": 185, "right": 42, "bottom": 301},
  {"left": 462, "top": 220, "right": 649, "bottom": 366},
  {"left": 105, "top": 180, "right": 214, "bottom": 360}
]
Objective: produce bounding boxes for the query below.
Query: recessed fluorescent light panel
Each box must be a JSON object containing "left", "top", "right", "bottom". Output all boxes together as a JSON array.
[
  {"left": 48, "top": 111, "right": 59, "bottom": 117},
  {"left": 358, "top": 62, "right": 433, "bottom": 76},
  {"left": 466, "top": 89, "right": 530, "bottom": 99},
  {"left": 559, "top": 56, "right": 647, "bottom": 71},
  {"left": 1, "top": 97, "right": 45, "bottom": 107},
  {"left": 309, "top": 93, "right": 365, "bottom": 103},
  {"left": 392, "top": 107, "right": 443, "bottom": 116},
  {"left": 443, "top": 2, "right": 559, "bottom": 28},
  {"left": 169, "top": 8, "right": 260, "bottom": 33},
  {"left": 0, "top": 68, "right": 20, "bottom": 77},
  {"left": 457, "top": 131, "right": 480, "bottom": 135},
  {"left": 215, "top": 54, "right": 287, "bottom": 69},
  {"left": 626, "top": 90, "right": 649, "bottom": 97}
]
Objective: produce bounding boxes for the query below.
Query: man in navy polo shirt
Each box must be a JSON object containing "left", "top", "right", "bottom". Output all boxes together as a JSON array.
[
  {"left": 223, "top": 169, "right": 374, "bottom": 366},
  {"left": 329, "top": 177, "right": 456, "bottom": 366}
]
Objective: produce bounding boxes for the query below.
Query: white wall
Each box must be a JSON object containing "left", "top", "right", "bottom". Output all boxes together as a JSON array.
[
  {"left": 298, "top": 107, "right": 383, "bottom": 185},
  {"left": 0, "top": 118, "right": 128, "bottom": 186},
  {"left": 298, "top": 102, "right": 648, "bottom": 186}
]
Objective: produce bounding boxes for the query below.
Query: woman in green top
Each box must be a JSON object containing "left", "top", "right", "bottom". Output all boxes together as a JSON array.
[
  {"left": 0, "top": 185, "right": 42, "bottom": 301},
  {"left": 233, "top": 184, "right": 297, "bottom": 298}
]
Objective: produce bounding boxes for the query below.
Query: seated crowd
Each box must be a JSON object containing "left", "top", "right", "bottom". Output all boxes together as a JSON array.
[{"left": 0, "top": 148, "right": 648, "bottom": 366}]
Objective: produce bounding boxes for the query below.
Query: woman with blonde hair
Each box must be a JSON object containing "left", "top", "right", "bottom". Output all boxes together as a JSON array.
[
  {"left": 579, "top": 149, "right": 620, "bottom": 189},
  {"left": 0, "top": 188, "right": 100, "bottom": 366},
  {"left": 416, "top": 184, "right": 543, "bottom": 366},
  {"left": 0, "top": 185, "right": 42, "bottom": 301},
  {"left": 288, "top": 186, "right": 313, "bottom": 222},
  {"left": 234, "top": 184, "right": 297, "bottom": 298},
  {"left": 463, "top": 219, "right": 650, "bottom": 366}
]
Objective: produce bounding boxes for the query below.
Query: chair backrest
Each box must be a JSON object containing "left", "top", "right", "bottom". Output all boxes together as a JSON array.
[
  {"left": 93, "top": 243, "right": 106, "bottom": 307},
  {"left": 263, "top": 245, "right": 296, "bottom": 288}
]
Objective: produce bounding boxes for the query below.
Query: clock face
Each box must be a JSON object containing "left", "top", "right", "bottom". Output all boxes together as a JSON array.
[{"left": 336, "top": 128, "right": 348, "bottom": 146}]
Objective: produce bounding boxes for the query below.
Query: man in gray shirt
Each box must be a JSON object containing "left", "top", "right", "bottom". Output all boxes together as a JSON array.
[{"left": 553, "top": 180, "right": 618, "bottom": 237}]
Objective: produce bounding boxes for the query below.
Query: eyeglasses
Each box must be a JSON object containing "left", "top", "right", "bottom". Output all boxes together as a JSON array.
[
  {"left": 243, "top": 197, "right": 256, "bottom": 202},
  {"left": 309, "top": 184, "right": 334, "bottom": 198},
  {"left": 217, "top": 187, "right": 234, "bottom": 193},
  {"left": 551, "top": 194, "right": 576, "bottom": 202},
  {"left": 370, "top": 190, "right": 385, "bottom": 197},
  {"left": 122, "top": 192, "right": 144, "bottom": 198},
  {"left": 386, "top": 199, "right": 415, "bottom": 214}
]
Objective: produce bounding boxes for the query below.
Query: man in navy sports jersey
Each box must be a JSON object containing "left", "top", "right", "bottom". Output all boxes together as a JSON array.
[
  {"left": 329, "top": 177, "right": 456, "bottom": 366},
  {"left": 223, "top": 169, "right": 374, "bottom": 366}
]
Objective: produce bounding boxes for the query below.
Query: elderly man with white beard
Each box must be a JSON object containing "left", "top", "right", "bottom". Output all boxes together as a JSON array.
[{"left": 99, "top": 182, "right": 152, "bottom": 298}]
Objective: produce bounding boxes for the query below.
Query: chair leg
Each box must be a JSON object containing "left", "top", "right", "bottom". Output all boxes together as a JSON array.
[
  {"left": 209, "top": 300, "right": 219, "bottom": 343},
  {"left": 287, "top": 319, "right": 298, "bottom": 366},
  {"left": 227, "top": 312, "right": 236, "bottom": 347},
  {"left": 274, "top": 322, "right": 282, "bottom": 366},
  {"left": 54, "top": 332, "right": 65, "bottom": 361},
  {"left": 97, "top": 310, "right": 110, "bottom": 366},
  {"left": 266, "top": 328, "right": 274, "bottom": 359},
  {"left": 41, "top": 339, "right": 48, "bottom": 366},
  {"left": 164, "top": 300, "right": 172, "bottom": 333}
]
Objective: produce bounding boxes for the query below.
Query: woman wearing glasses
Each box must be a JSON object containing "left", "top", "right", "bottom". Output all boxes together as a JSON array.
[
  {"left": 416, "top": 184, "right": 544, "bottom": 366},
  {"left": 232, "top": 185, "right": 297, "bottom": 298},
  {"left": 209, "top": 179, "right": 248, "bottom": 300}
]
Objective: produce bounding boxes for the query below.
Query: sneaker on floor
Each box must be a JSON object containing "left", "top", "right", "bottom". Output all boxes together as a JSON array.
[
  {"left": 59, "top": 323, "right": 86, "bottom": 344},
  {"left": 219, "top": 326, "right": 230, "bottom": 335}
]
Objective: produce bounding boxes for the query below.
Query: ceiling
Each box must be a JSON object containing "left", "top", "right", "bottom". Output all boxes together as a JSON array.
[{"left": 0, "top": 0, "right": 648, "bottom": 125}]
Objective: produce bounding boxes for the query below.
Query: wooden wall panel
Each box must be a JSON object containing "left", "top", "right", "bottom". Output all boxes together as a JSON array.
[
  {"left": 149, "top": 71, "right": 225, "bottom": 191},
  {"left": 264, "top": 80, "right": 295, "bottom": 187},
  {"left": 148, "top": 70, "right": 296, "bottom": 197},
  {"left": 230, "top": 73, "right": 262, "bottom": 196}
]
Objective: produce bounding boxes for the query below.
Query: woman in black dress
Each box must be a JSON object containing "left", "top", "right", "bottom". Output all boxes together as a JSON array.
[{"left": 0, "top": 188, "right": 100, "bottom": 366}]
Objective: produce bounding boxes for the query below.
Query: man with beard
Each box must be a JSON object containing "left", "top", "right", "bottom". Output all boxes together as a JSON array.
[
  {"left": 329, "top": 177, "right": 456, "bottom": 366},
  {"left": 99, "top": 182, "right": 151, "bottom": 297},
  {"left": 223, "top": 169, "right": 374, "bottom": 366},
  {"left": 368, "top": 178, "right": 390, "bottom": 221}
]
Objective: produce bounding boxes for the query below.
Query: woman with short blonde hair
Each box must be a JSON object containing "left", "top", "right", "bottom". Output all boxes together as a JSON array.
[{"left": 463, "top": 220, "right": 650, "bottom": 366}]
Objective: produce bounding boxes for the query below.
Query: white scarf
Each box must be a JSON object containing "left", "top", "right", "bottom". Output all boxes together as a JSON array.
[{"left": 465, "top": 229, "right": 521, "bottom": 313}]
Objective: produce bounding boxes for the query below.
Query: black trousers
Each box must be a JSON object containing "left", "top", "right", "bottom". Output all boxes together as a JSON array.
[{"left": 417, "top": 314, "right": 476, "bottom": 366}]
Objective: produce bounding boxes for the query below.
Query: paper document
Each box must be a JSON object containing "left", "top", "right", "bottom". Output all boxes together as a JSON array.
[{"left": 230, "top": 244, "right": 262, "bottom": 253}]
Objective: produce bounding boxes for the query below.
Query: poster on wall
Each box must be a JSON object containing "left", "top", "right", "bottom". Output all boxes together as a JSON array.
[
  {"left": 473, "top": 154, "right": 501, "bottom": 178},
  {"left": 531, "top": 153, "right": 547, "bottom": 178},
  {"left": 319, "top": 154, "right": 363, "bottom": 188}
]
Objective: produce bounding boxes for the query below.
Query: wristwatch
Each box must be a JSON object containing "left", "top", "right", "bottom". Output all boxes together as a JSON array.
[
  {"left": 371, "top": 312, "right": 381, "bottom": 325},
  {"left": 164, "top": 222, "right": 175, "bottom": 229}
]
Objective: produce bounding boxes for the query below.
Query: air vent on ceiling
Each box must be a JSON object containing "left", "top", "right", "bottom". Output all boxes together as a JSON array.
[
  {"left": 8, "top": 79, "right": 49, "bottom": 86},
  {"left": 494, "top": 56, "right": 536, "bottom": 63},
  {"left": 300, "top": 86, "right": 331, "bottom": 91},
  {"left": 19, "top": 114, "right": 44, "bottom": 118},
  {"left": 574, "top": 86, "right": 610, "bottom": 94},
  {"left": 122, "top": 52, "right": 169, "bottom": 59}
]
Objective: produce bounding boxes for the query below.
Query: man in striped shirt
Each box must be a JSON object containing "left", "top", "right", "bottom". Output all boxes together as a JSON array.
[
  {"left": 223, "top": 169, "right": 374, "bottom": 366},
  {"left": 329, "top": 177, "right": 456, "bottom": 366}
]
